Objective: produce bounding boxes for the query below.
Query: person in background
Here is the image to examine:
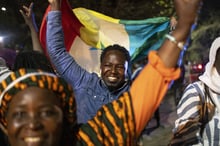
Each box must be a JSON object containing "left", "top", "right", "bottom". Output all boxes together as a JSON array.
[
  {"left": 0, "top": 57, "right": 11, "bottom": 80},
  {"left": 0, "top": 57, "right": 11, "bottom": 146},
  {"left": 20, "top": 2, "right": 43, "bottom": 53},
  {"left": 169, "top": 37, "right": 220, "bottom": 146},
  {"left": 12, "top": 50, "right": 55, "bottom": 73},
  {"left": 0, "top": 49, "right": 16, "bottom": 70},
  {"left": 0, "top": 0, "right": 202, "bottom": 145},
  {"left": 13, "top": 3, "right": 55, "bottom": 73},
  {"left": 171, "top": 63, "right": 185, "bottom": 105}
]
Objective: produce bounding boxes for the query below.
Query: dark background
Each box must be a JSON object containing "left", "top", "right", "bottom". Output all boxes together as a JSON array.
[{"left": 0, "top": 0, "right": 220, "bottom": 62}]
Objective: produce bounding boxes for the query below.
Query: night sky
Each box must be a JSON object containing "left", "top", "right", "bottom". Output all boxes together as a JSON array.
[{"left": 0, "top": 0, "right": 219, "bottom": 48}]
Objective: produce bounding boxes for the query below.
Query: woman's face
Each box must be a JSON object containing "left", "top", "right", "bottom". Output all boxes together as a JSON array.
[{"left": 6, "top": 87, "right": 63, "bottom": 146}]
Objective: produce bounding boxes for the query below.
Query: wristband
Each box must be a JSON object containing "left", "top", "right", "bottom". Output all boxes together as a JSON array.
[{"left": 165, "top": 34, "right": 184, "bottom": 50}]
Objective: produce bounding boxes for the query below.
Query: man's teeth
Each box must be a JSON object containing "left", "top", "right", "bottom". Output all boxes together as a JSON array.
[
  {"left": 24, "top": 137, "right": 41, "bottom": 142},
  {"left": 108, "top": 77, "right": 117, "bottom": 80}
]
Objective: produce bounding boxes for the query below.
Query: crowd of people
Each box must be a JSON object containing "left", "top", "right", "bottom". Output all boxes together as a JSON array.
[{"left": 1, "top": 0, "right": 218, "bottom": 145}]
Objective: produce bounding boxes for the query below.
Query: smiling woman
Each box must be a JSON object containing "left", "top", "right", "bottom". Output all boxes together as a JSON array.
[
  {"left": 0, "top": 69, "right": 76, "bottom": 146},
  {"left": 7, "top": 87, "right": 64, "bottom": 146}
]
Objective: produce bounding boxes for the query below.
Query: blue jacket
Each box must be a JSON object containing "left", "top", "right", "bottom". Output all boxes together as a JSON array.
[{"left": 47, "top": 11, "right": 130, "bottom": 124}]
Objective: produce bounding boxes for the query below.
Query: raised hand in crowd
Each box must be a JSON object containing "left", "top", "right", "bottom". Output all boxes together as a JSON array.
[{"left": 20, "top": 2, "right": 43, "bottom": 52}]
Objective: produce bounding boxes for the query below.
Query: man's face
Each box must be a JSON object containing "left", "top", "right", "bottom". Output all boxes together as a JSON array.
[
  {"left": 6, "top": 87, "right": 63, "bottom": 146},
  {"left": 100, "top": 50, "right": 127, "bottom": 91}
]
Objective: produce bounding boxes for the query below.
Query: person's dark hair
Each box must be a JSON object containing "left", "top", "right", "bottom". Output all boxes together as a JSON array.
[
  {"left": 13, "top": 50, "right": 55, "bottom": 73},
  {"left": 100, "top": 44, "right": 130, "bottom": 64},
  {"left": 0, "top": 128, "right": 8, "bottom": 146}
]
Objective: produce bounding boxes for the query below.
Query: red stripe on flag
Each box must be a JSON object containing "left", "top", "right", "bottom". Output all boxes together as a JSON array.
[{"left": 39, "top": 0, "right": 83, "bottom": 54}]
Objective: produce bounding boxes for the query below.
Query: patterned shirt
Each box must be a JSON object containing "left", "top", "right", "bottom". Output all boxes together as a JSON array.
[
  {"left": 170, "top": 81, "right": 220, "bottom": 146},
  {"left": 76, "top": 92, "right": 135, "bottom": 146}
]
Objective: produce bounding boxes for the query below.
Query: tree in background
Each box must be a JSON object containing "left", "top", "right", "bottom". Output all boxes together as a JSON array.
[{"left": 186, "top": 0, "right": 220, "bottom": 63}]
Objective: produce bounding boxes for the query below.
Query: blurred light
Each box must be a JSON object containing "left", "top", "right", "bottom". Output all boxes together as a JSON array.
[
  {"left": 0, "top": 36, "right": 3, "bottom": 43},
  {"left": 197, "top": 64, "right": 203, "bottom": 70},
  {"left": 1, "top": 7, "right": 6, "bottom": 11}
]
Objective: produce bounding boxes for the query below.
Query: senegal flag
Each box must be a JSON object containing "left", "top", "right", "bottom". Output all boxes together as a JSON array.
[{"left": 40, "top": 0, "right": 170, "bottom": 73}]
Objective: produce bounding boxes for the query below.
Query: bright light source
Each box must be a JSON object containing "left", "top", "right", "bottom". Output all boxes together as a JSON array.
[
  {"left": 0, "top": 36, "right": 3, "bottom": 43},
  {"left": 1, "top": 7, "right": 6, "bottom": 11},
  {"left": 197, "top": 64, "right": 203, "bottom": 70}
]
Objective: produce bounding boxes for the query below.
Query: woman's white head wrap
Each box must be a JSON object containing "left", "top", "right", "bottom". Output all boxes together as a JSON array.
[{"left": 199, "top": 37, "right": 220, "bottom": 93}]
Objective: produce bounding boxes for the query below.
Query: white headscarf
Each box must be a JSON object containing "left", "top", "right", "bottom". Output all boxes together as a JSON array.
[{"left": 199, "top": 37, "right": 220, "bottom": 93}]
